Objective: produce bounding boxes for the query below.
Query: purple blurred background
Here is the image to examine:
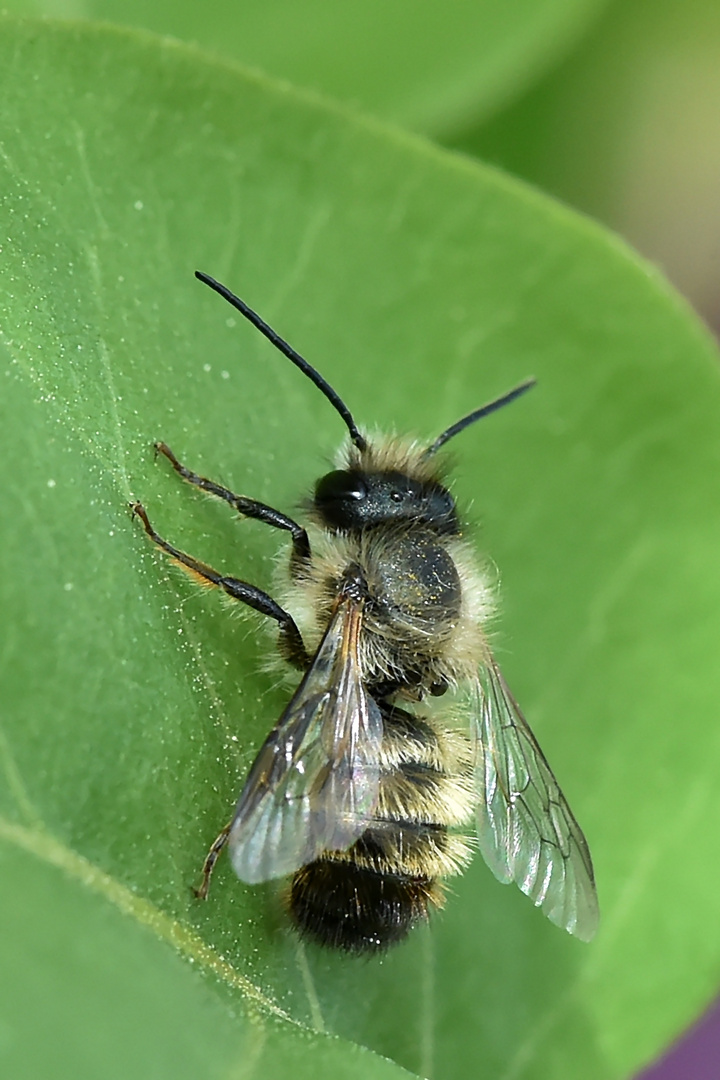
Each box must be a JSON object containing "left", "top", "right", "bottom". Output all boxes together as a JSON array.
[{"left": 638, "top": 997, "right": 720, "bottom": 1079}]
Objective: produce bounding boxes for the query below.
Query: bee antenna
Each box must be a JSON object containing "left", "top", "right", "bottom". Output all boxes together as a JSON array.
[
  {"left": 195, "top": 271, "right": 367, "bottom": 452},
  {"left": 424, "top": 378, "right": 536, "bottom": 457}
]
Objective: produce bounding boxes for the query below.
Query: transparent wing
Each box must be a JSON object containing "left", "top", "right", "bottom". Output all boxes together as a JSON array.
[
  {"left": 473, "top": 656, "right": 599, "bottom": 941},
  {"left": 227, "top": 597, "right": 383, "bottom": 884}
]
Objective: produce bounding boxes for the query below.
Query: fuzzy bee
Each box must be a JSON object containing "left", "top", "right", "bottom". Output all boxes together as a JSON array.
[{"left": 132, "top": 271, "right": 599, "bottom": 953}]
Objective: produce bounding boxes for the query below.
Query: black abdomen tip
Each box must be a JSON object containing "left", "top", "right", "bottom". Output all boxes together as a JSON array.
[{"left": 289, "top": 859, "right": 439, "bottom": 954}]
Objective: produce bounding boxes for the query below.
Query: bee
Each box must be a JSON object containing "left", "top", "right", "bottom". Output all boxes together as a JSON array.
[{"left": 132, "top": 271, "right": 599, "bottom": 953}]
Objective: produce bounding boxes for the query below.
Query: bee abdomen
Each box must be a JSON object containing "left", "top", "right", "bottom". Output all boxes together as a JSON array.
[
  {"left": 288, "top": 822, "right": 472, "bottom": 953},
  {"left": 288, "top": 859, "right": 443, "bottom": 954},
  {"left": 349, "top": 821, "right": 474, "bottom": 879},
  {"left": 288, "top": 708, "right": 476, "bottom": 953},
  {"left": 377, "top": 762, "right": 476, "bottom": 829}
]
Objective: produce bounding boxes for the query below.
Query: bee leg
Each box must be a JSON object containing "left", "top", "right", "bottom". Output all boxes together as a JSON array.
[
  {"left": 154, "top": 442, "right": 310, "bottom": 566},
  {"left": 194, "top": 821, "right": 231, "bottom": 900},
  {"left": 130, "top": 502, "right": 310, "bottom": 669}
]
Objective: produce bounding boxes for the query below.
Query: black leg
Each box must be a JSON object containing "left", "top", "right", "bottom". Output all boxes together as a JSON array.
[
  {"left": 194, "top": 821, "right": 231, "bottom": 900},
  {"left": 154, "top": 442, "right": 310, "bottom": 565},
  {"left": 131, "top": 502, "right": 310, "bottom": 669}
]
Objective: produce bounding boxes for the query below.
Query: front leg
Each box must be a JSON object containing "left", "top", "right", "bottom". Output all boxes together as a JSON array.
[
  {"left": 131, "top": 502, "right": 309, "bottom": 670},
  {"left": 154, "top": 442, "right": 310, "bottom": 568}
]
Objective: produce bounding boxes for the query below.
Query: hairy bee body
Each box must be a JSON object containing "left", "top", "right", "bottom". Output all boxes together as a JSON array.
[
  {"left": 284, "top": 461, "right": 492, "bottom": 694},
  {"left": 132, "top": 272, "right": 598, "bottom": 955},
  {"left": 277, "top": 438, "right": 493, "bottom": 950},
  {"left": 289, "top": 702, "right": 477, "bottom": 951}
]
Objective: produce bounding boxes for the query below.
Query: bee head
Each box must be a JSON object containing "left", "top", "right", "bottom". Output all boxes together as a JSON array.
[
  {"left": 193, "top": 274, "right": 535, "bottom": 532},
  {"left": 314, "top": 466, "right": 459, "bottom": 535},
  {"left": 311, "top": 374, "right": 536, "bottom": 536}
]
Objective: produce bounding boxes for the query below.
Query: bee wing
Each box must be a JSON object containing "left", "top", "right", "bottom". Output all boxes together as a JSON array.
[
  {"left": 227, "top": 597, "right": 383, "bottom": 884},
  {"left": 473, "top": 657, "right": 599, "bottom": 941}
]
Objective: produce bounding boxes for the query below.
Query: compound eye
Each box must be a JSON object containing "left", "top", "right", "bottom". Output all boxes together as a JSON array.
[{"left": 315, "top": 470, "right": 367, "bottom": 504}]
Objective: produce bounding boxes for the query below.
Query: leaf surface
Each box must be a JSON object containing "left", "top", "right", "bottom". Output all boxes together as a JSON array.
[{"left": 2, "top": 19, "right": 720, "bottom": 1080}]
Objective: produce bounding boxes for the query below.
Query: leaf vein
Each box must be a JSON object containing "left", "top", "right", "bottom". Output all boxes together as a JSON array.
[{"left": 0, "top": 815, "right": 297, "bottom": 1026}]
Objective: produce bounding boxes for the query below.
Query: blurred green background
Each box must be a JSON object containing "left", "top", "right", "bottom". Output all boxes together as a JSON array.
[
  {"left": 451, "top": 0, "right": 720, "bottom": 336},
  {"left": 2, "top": 2, "right": 720, "bottom": 1080}
]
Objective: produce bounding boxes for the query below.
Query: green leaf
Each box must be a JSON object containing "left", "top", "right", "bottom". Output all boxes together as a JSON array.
[
  {"left": 2, "top": 18, "right": 720, "bottom": 1080},
  {"left": 3, "top": 0, "right": 610, "bottom": 132},
  {"left": 0, "top": 833, "right": 417, "bottom": 1078}
]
